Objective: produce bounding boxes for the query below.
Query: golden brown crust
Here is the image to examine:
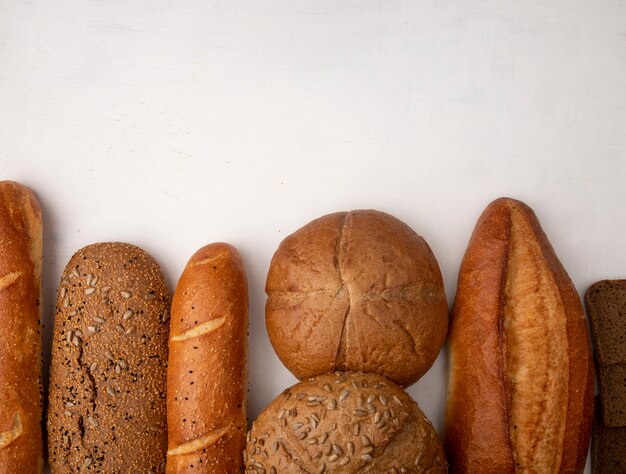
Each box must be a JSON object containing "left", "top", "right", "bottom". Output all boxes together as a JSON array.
[
  {"left": 444, "top": 198, "right": 594, "bottom": 473},
  {"left": 167, "top": 243, "right": 248, "bottom": 473},
  {"left": 0, "top": 181, "right": 43, "bottom": 474},
  {"left": 266, "top": 210, "right": 448, "bottom": 387},
  {"left": 245, "top": 372, "right": 447, "bottom": 473},
  {"left": 521, "top": 202, "right": 595, "bottom": 472},
  {"left": 47, "top": 242, "right": 170, "bottom": 473}
]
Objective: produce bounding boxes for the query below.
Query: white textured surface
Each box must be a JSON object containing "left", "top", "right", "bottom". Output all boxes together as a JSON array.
[{"left": 1, "top": 1, "right": 625, "bottom": 471}]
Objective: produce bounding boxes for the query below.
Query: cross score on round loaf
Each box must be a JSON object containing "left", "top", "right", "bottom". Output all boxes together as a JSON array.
[
  {"left": 265, "top": 210, "right": 448, "bottom": 387},
  {"left": 245, "top": 372, "right": 447, "bottom": 473},
  {"left": 0, "top": 181, "right": 43, "bottom": 474},
  {"left": 444, "top": 198, "right": 594, "bottom": 473},
  {"left": 47, "top": 242, "right": 171, "bottom": 473},
  {"left": 167, "top": 243, "right": 248, "bottom": 473}
]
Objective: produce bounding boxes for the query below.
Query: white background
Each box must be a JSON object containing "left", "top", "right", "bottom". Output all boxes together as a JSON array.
[{"left": 2, "top": 1, "right": 625, "bottom": 471}]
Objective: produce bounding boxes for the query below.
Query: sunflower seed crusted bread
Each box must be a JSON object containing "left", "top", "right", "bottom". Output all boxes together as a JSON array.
[
  {"left": 585, "top": 280, "right": 626, "bottom": 426},
  {"left": 47, "top": 242, "right": 171, "bottom": 473},
  {"left": 244, "top": 372, "right": 447, "bottom": 473}
]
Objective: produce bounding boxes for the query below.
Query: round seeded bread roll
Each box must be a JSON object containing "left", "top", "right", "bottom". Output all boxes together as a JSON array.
[
  {"left": 245, "top": 372, "right": 446, "bottom": 473},
  {"left": 266, "top": 210, "right": 448, "bottom": 387}
]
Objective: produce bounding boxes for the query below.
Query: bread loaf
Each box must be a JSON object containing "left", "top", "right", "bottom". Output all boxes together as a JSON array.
[
  {"left": 245, "top": 371, "right": 447, "bottom": 473},
  {"left": 585, "top": 280, "right": 626, "bottom": 426},
  {"left": 0, "top": 181, "right": 43, "bottom": 473},
  {"left": 444, "top": 198, "right": 594, "bottom": 473},
  {"left": 266, "top": 210, "right": 448, "bottom": 387},
  {"left": 47, "top": 242, "right": 170, "bottom": 472},
  {"left": 167, "top": 243, "right": 248, "bottom": 473},
  {"left": 592, "top": 396, "right": 626, "bottom": 473}
]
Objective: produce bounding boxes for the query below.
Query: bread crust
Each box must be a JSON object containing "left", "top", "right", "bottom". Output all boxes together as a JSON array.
[
  {"left": 167, "top": 243, "right": 248, "bottom": 473},
  {"left": 0, "top": 181, "right": 43, "bottom": 474},
  {"left": 47, "top": 242, "right": 170, "bottom": 473},
  {"left": 444, "top": 198, "right": 593, "bottom": 473}
]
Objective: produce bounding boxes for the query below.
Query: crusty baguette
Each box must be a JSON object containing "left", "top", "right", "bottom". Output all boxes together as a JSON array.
[
  {"left": 444, "top": 198, "right": 594, "bottom": 473},
  {"left": 47, "top": 242, "right": 170, "bottom": 473},
  {"left": 167, "top": 243, "right": 248, "bottom": 473},
  {"left": 0, "top": 181, "right": 43, "bottom": 473}
]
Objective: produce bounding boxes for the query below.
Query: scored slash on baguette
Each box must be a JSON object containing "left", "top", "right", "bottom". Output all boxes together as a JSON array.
[
  {"left": 0, "top": 413, "right": 22, "bottom": 449},
  {"left": 189, "top": 255, "right": 222, "bottom": 267},
  {"left": 0, "top": 271, "right": 21, "bottom": 291},
  {"left": 167, "top": 425, "right": 230, "bottom": 456},
  {"left": 170, "top": 316, "right": 226, "bottom": 342}
]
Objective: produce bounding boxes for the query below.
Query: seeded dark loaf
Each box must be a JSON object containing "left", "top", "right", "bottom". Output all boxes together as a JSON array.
[
  {"left": 167, "top": 243, "right": 248, "bottom": 473},
  {"left": 245, "top": 371, "right": 446, "bottom": 473},
  {"left": 47, "top": 242, "right": 171, "bottom": 473},
  {"left": 266, "top": 210, "right": 448, "bottom": 387},
  {"left": 445, "top": 198, "right": 594, "bottom": 473},
  {"left": 0, "top": 181, "right": 43, "bottom": 473},
  {"left": 585, "top": 280, "right": 626, "bottom": 426}
]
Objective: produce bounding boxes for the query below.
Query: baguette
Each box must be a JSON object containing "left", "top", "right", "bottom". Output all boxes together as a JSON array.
[
  {"left": 167, "top": 243, "right": 248, "bottom": 473},
  {"left": 47, "top": 242, "right": 170, "bottom": 472},
  {"left": 0, "top": 181, "right": 43, "bottom": 473},
  {"left": 444, "top": 198, "right": 594, "bottom": 473}
]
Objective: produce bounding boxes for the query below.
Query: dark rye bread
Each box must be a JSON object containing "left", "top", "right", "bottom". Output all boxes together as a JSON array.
[
  {"left": 598, "top": 364, "right": 626, "bottom": 427},
  {"left": 592, "top": 396, "right": 626, "bottom": 474},
  {"left": 585, "top": 280, "right": 626, "bottom": 365},
  {"left": 586, "top": 280, "right": 626, "bottom": 427},
  {"left": 47, "top": 242, "right": 171, "bottom": 473}
]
